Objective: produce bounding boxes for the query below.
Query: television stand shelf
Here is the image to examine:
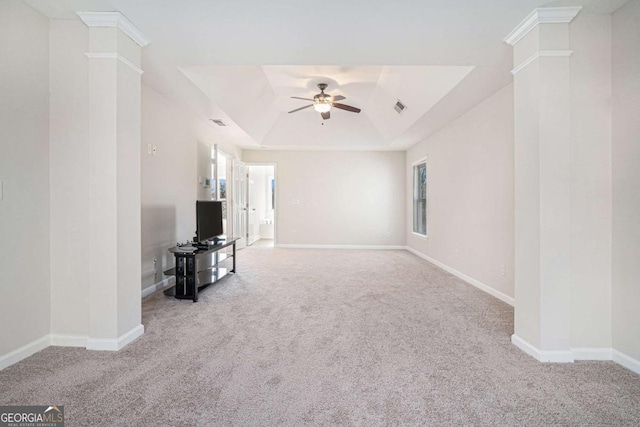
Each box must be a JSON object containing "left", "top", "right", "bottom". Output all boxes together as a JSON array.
[{"left": 163, "top": 238, "right": 238, "bottom": 302}]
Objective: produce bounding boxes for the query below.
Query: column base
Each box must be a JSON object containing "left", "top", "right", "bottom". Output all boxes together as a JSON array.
[
  {"left": 511, "top": 334, "right": 574, "bottom": 363},
  {"left": 86, "top": 324, "right": 144, "bottom": 351}
]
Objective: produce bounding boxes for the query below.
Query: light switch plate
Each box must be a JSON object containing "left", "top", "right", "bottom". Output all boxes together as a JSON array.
[{"left": 147, "top": 144, "right": 152, "bottom": 155}]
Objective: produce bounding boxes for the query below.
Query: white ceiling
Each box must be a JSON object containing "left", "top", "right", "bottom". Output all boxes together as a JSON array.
[
  {"left": 26, "top": 0, "right": 629, "bottom": 151},
  {"left": 181, "top": 65, "right": 473, "bottom": 149}
]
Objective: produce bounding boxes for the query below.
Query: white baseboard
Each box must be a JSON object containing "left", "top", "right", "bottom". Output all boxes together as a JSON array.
[
  {"left": 50, "top": 334, "right": 89, "bottom": 347},
  {"left": 511, "top": 334, "right": 574, "bottom": 363},
  {"left": 142, "top": 277, "right": 174, "bottom": 298},
  {"left": 0, "top": 335, "right": 50, "bottom": 371},
  {"left": 572, "top": 347, "right": 613, "bottom": 361},
  {"left": 1, "top": 325, "right": 145, "bottom": 370},
  {"left": 86, "top": 324, "right": 144, "bottom": 351},
  {"left": 276, "top": 244, "right": 406, "bottom": 250},
  {"left": 612, "top": 349, "right": 640, "bottom": 374},
  {"left": 405, "top": 246, "right": 515, "bottom": 306},
  {"left": 512, "top": 335, "right": 640, "bottom": 374}
]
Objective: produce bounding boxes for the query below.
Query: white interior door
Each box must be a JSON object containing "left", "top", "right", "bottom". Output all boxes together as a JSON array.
[
  {"left": 232, "top": 160, "right": 247, "bottom": 249},
  {"left": 247, "top": 167, "right": 258, "bottom": 245}
]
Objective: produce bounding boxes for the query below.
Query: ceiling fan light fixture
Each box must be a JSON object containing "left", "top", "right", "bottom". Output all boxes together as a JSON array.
[{"left": 313, "top": 100, "right": 331, "bottom": 113}]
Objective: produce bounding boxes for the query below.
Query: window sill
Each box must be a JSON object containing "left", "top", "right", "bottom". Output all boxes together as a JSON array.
[{"left": 412, "top": 232, "right": 429, "bottom": 240}]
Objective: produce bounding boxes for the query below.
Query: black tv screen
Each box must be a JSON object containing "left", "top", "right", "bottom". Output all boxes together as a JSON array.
[{"left": 196, "top": 201, "right": 223, "bottom": 243}]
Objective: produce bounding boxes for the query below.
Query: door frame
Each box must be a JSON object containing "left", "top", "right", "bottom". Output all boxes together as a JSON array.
[{"left": 245, "top": 162, "right": 278, "bottom": 247}]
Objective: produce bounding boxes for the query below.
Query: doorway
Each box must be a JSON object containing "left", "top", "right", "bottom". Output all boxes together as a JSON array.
[{"left": 246, "top": 164, "right": 276, "bottom": 248}]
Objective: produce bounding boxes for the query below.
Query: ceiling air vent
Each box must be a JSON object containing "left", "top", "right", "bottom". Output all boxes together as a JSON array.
[
  {"left": 394, "top": 100, "right": 407, "bottom": 115},
  {"left": 210, "top": 119, "right": 228, "bottom": 127}
]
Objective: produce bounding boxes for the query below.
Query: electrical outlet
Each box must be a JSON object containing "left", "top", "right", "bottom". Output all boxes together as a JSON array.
[
  {"left": 500, "top": 264, "right": 506, "bottom": 277},
  {"left": 153, "top": 257, "right": 158, "bottom": 279}
]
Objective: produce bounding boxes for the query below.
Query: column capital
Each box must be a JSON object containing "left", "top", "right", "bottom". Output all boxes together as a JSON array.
[
  {"left": 77, "top": 11, "right": 150, "bottom": 47},
  {"left": 504, "top": 6, "right": 582, "bottom": 46}
]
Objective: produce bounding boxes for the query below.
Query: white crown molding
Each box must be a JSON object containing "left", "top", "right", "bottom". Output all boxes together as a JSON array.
[
  {"left": 504, "top": 7, "right": 582, "bottom": 46},
  {"left": 405, "top": 246, "right": 515, "bottom": 306},
  {"left": 511, "top": 50, "right": 574, "bottom": 75},
  {"left": 85, "top": 52, "right": 144, "bottom": 75},
  {"left": 77, "top": 12, "right": 150, "bottom": 47}
]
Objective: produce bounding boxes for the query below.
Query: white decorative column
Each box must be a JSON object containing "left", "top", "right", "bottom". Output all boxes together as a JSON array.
[
  {"left": 505, "top": 7, "right": 582, "bottom": 362},
  {"left": 78, "top": 12, "right": 149, "bottom": 350}
]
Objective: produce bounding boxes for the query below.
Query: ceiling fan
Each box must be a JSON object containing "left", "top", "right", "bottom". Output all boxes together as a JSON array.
[{"left": 288, "top": 83, "right": 361, "bottom": 120}]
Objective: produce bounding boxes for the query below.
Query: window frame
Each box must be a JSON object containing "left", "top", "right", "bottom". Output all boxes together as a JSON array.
[{"left": 412, "top": 156, "right": 428, "bottom": 239}]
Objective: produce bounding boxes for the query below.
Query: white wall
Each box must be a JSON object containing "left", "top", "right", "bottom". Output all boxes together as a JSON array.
[
  {"left": 141, "top": 84, "right": 241, "bottom": 291},
  {"left": 612, "top": 0, "right": 640, "bottom": 362},
  {"left": 49, "top": 19, "right": 90, "bottom": 338},
  {"left": 0, "top": 1, "right": 51, "bottom": 357},
  {"left": 242, "top": 150, "right": 406, "bottom": 247},
  {"left": 406, "top": 84, "right": 515, "bottom": 302}
]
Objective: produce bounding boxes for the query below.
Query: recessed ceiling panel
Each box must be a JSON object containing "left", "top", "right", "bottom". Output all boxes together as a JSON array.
[{"left": 180, "top": 65, "right": 474, "bottom": 149}]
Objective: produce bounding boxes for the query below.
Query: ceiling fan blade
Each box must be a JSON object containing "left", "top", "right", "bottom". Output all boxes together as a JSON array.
[
  {"left": 291, "top": 96, "right": 314, "bottom": 101},
  {"left": 332, "top": 102, "right": 361, "bottom": 113},
  {"left": 288, "top": 104, "right": 314, "bottom": 113},
  {"left": 321, "top": 111, "right": 330, "bottom": 120},
  {"left": 332, "top": 95, "right": 346, "bottom": 102}
]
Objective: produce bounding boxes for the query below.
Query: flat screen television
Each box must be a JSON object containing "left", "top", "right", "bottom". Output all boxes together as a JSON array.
[{"left": 196, "top": 200, "right": 224, "bottom": 243}]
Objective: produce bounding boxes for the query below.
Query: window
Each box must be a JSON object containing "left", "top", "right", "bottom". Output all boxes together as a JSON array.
[
  {"left": 211, "top": 147, "right": 229, "bottom": 201},
  {"left": 268, "top": 176, "right": 275, "bottom": 211},
  {"left": 413, "top": 158, "right": 427, "bottom": 236}
]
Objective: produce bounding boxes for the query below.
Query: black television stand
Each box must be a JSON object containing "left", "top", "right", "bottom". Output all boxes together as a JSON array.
[
  {"left": 163, "top": 238, "right": 238, "bottom": 302},
  {"left": 195, "top": 237, "right": 225, "bottom": 250}
]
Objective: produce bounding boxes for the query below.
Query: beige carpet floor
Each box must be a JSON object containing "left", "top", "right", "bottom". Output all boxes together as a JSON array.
[{"left": 1, "top": 248, "right": 639, "bottom": 426}]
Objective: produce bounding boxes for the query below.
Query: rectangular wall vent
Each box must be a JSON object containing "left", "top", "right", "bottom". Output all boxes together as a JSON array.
[
  {"left": 394, "top": 100, "right": 407, "bottom": 114},
  {"left": 210, "top": 119, "right": 228, "bottom": 127}
]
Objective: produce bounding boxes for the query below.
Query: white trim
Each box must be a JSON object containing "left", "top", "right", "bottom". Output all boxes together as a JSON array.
[
  {"left": 572, "top": 347, "right": 612, "bottom": 361},
  {"left": 85, "top": 52, "right": 144, "bottom": 75},
  {"left": 511, "top": 334, "right": 574, "bottom": 363},
  {"left": 412, "top": 156, "right": 428, "bottom": 237},
  {"left": 86, "top": 324, "right": 144, "bottom": 351},
  {"left": 612, "top": 349, "right": 640, "bottom": 374},
  {"left": 511, "top": 50, "right": 574, "bottom": 75},
  {"left": 504, "top": 7, "right": 582, "bottom": 45},
  {"left": 50, "top": 334, "right": 89, "bottom": 348},
  {"left": 276, "top": 244, "right": 406, "bottom": 250},
  {"left": 512, "top": 336, "right": 640, "bottom": 374},
  {"left": 142, "top": 277, "right": 174, "bottom": 298},
  {"left": 411, "top": 231, "right": 429, "bottom": 240},
  {"left": 512, "top": 334, "right": 545, "bottom": 361},
  {"left": 77, "top": 12, "right": 150, "bottom": 47},
  {"left": 411, "top": 155, "right": 428, "bottom": 167},
  {"left": 405, "top": 246, "right": 515, "bottom": 306},
  {"left": 0, "top": 335, "right": 50, "bottom": 371}
]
